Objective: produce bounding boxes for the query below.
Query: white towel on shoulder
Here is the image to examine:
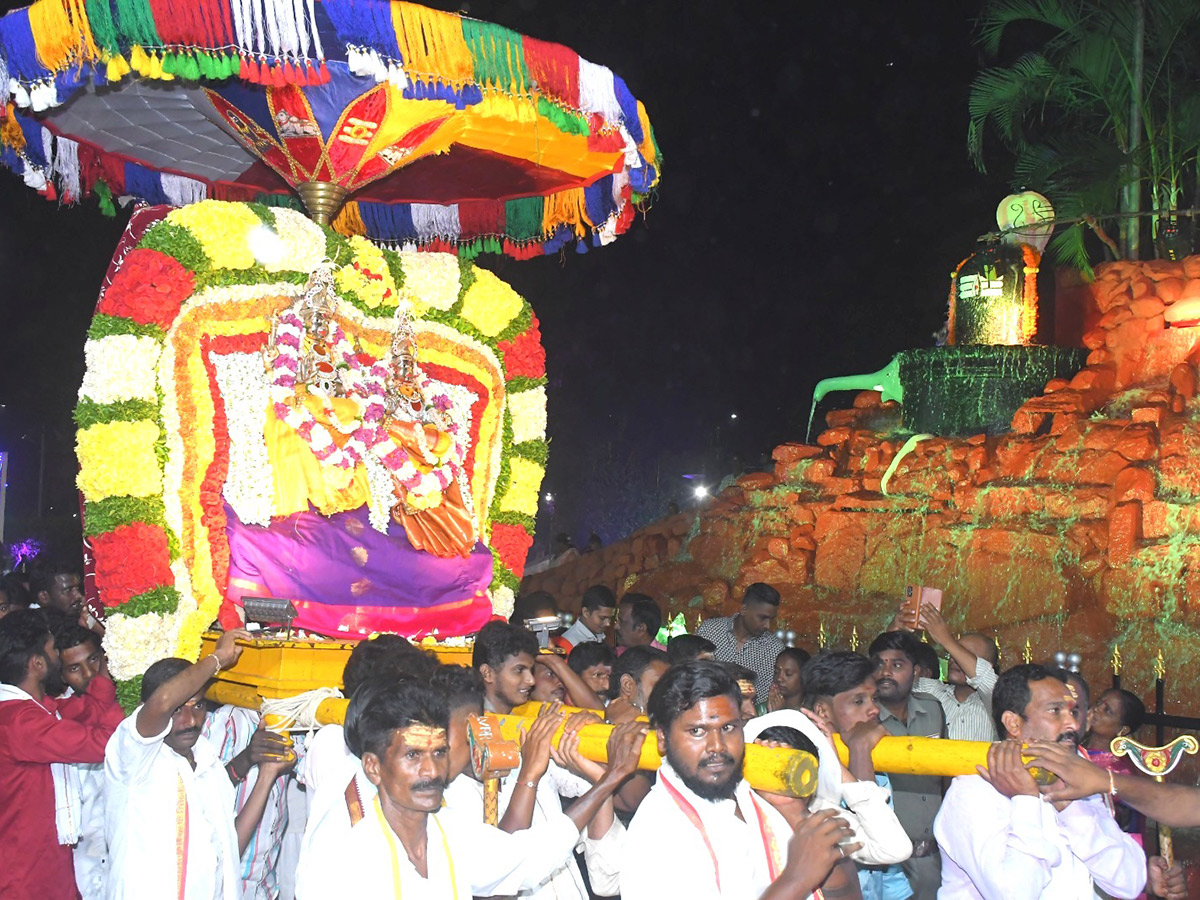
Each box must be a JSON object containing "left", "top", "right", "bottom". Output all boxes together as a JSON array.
[{"left": 0, "top": 683, "right": 84, "bottom": 844}]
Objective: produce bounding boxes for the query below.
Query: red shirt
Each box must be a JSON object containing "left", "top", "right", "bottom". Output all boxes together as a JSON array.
[{"left": 0, "top": 677, "right": 125, "bottom": 900}]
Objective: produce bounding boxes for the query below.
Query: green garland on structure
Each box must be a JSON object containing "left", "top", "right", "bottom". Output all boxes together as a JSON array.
[
  {"left": 108, "top": 586, "right": 183, "bottom": 618},
  {"left": 116, "top": 676, "right": 143, "bottom": 714},
  {"left": 87, "top": 314, "right": 163, "bottom": 341}
]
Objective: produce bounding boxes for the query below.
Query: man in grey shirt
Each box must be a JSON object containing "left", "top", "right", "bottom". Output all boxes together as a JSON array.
[
  {"left": 560, "top": 585, "right": 616, "bottom": 650},
  {"left": 869, "top": 629, "right": 946, "bottom": 900}
]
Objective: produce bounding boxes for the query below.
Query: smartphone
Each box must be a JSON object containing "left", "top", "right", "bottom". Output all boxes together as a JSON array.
[{"left": 904, "top": 585, "right": 943, "bottom": 626}]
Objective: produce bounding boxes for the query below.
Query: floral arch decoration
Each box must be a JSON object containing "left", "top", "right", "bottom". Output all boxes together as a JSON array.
[{"left": 75, "top": 200, "right": 546, "bottom": 701}]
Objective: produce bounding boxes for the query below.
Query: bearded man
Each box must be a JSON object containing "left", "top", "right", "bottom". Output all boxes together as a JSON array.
[
  {"left": 621, "top": 660, "right": 861, "bottom": 900},
  {"left": 933, "top": 664, "right": 1146, "bottom": 899},
  {"left": 0, "top": 610, "right": 123, "bottom": 900}
]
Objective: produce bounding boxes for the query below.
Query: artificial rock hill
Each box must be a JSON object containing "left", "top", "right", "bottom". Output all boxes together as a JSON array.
[{"left": 522, "top": 254, "right": 1200, "bottom": 712}]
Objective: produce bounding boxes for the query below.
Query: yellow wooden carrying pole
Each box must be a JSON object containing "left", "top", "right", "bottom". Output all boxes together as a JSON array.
[
  {"left": 199, "top": 635, "right": 1017, "bottom": 787},
  {"left": 492, "top": 710, "right": 821, "bottom": 798},
  {"left": 830, "top": 734, "right": 990, "bottom": 777},
  {"left": 206, "top": 678, "right": 1001, "bottom": 790}
]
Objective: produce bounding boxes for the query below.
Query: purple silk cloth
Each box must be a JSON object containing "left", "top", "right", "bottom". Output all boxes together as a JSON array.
[{"left": 224, "top": 502, "right": 494, "bottom": 638}]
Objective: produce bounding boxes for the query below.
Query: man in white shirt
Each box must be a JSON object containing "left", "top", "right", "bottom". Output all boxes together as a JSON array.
[
  {"left": 933, "top": 663, "right": 1147, "bottom": 900},
  {"left": 621, "top": 660, "right": 860, "bottom": 900},
  {"left": 796, "top": 650, "right": 914, "bottom": 900},
  {"left": 295, "top": 677, "right": 645, "bottom": 898},
  {"left": 298, "top": 634, "right": 437, "bottom": 826},
  {"left": 559, "top": 585, "right": 616, "bottom": 651},
  {"left": 469, "top": 621, "right": 626, "bottom": 894},
  {"left": 105, "top": 629, "right": 294, "bottom": 900}
]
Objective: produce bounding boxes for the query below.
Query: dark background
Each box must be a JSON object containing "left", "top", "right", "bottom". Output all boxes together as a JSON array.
[{"left": 0, "top": 1, "right": 1011, "bottom": 561}]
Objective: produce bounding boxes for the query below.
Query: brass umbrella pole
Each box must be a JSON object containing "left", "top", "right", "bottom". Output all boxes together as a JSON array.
[{"left": 296, "top": 181, "right": 349, "bottom": 226}]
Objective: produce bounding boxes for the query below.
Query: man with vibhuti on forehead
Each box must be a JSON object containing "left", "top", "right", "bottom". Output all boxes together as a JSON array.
[
  {"left": 933, "top": 665, "right": 1146, "bottom": 900},
  {"left": 295, "top": 678, "right": 646, "bottom": 898}
]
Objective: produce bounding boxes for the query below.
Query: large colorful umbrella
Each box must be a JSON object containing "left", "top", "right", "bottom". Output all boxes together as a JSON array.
[{"left": 0, "top": 0, "right": 660, "bottom": 258}]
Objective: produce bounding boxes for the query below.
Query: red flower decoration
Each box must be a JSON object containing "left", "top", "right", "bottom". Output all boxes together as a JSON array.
[
  {"left": 497, "top": 315, "right": 546, "bottom": 380},
  {"left": 490, "top": 522, "right": 534, "bottom": 578},
  {"left": 97, "top": 248, "right": 195, "bottom": 328},
  {"left": 92, "top": 521, "right": 174, "bottom": 607}
]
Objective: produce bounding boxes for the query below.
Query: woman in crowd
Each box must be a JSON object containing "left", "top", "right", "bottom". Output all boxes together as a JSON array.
[{"left": 767, "top": 646, "right": 811, "bottom": 712}]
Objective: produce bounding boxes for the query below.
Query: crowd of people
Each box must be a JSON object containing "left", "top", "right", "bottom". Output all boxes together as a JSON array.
[{"left": 0, "top": 561, "right": 1196, "bottom": 900}]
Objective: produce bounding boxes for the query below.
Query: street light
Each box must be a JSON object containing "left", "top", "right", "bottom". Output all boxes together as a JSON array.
[{"left": 693, "top": 485, "right": 709, "bottom": 499}]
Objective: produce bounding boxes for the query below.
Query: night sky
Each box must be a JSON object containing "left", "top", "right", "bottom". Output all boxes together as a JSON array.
[{"left": 0, "top": 1, "right": 1010, "bottom": 558}]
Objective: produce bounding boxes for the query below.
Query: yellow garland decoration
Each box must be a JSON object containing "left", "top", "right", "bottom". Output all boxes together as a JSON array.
[
  {"left": 76, "top": 419, "right": 163, "bottom": 501},
  {"left": 175, "top": 605, "right": 211, "bottom": 662},
  {"left": 166, "top": 202, "right": 262, "bottom": 270},
  {"left": 498, "top": 456, "right": 544, "bottom": 517},
  {"left": 458, "top": 267, "right": 524, "bottom": 336},
  {"left": 334, "top": 235, "right": 399, "bottom": 309}
]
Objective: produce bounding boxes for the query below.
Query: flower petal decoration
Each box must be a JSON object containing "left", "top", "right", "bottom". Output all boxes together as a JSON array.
[
  {"left": 508, "top": 386, "right": 547, "bottom": 446},
  {"left": 397, "top": 252, "right": 461, "bottom": 313},
  {"left": 76, "top": 201, "right": 549, "bottom": 683},
  {"left": 96, "top": 248, "right": 194, "bottom": 328},
  {"left": 92, "top": 521, "right": 174, "bottom": 607},
  {"left": 76, "top": 419, "right": 163, "bottom": 501},
  {"left": 498, "top": 456, "right": 544, "bottom": 518},
  {"left": 497, "top": 316, "right": 547, "bottom": 380},
  {"left": 79, "top": 335, "right": 161, "bottom": 405},
  {"left": 459, "top": 268, "right": 526, "bottom": 337}
]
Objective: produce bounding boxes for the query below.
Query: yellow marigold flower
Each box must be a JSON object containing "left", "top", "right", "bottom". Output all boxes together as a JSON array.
[
  {"left": 458, "top": 268, "right": 524, "bottom": 336},
  {"left": 76, "top": 419, "right": 162, "bottom": 501},
  {"left": 498, "top": 456, "right": 544, "bottom": 517},
  {"left": 334, "top": 236, "right": 398, "bottom": 309},
  {"left": 167, "top": 201, "right": 262, "bottom": 270}
]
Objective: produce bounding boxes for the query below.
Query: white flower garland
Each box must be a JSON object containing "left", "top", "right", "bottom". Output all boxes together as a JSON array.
[
  {"left": 78, "top": 335, "right": 161, "bottom": 405},
  {"left": 212, "top": 352, "right": 275, "bottom": 527},
  {"left": 265, "top": 208, "right": 327, "bottom": 273},
  {"left": 490, "top": 585, "right": 516, "bottom": 620},
  {"left": 362, "top": 454, "right": 397, "bottom": 534},
  {"left": 397, "top": 251, "right": 461, "bottom": 311},
  {"left": 508, "top": 385, "right": 548, "bottom": 445},
  {"left": 103, "top": 607, "right": 187, "bottom": 681}
]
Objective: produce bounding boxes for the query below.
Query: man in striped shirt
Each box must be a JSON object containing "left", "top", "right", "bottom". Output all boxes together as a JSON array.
[
  {"left": 204, "top": 706, "right": 297, "bottom": 899},
  {"left": 905, "top": 604, "right": 998, "bottom": 743}
]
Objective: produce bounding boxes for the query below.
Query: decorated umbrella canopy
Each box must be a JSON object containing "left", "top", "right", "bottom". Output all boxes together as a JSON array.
[{"left": 0, "top": 0, "right": 660, "bottom": 258}]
